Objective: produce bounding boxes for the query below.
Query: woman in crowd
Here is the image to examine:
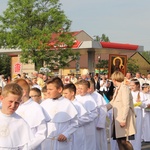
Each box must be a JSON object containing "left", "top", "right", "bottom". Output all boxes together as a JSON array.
[{"left": 106, "top": 71, "right": 136, "bottom": 150}]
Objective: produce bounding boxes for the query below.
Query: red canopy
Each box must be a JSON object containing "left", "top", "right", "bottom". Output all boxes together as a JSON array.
[{"left": 100, "top": 42, "right": 138, "bottom": 50}]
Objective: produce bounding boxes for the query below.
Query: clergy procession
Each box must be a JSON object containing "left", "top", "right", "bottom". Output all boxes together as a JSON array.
[{"left": 0, "top": 71, "right": 150, "bottom": 150}]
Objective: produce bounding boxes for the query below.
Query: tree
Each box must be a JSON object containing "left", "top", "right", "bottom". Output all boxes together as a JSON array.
[
  {"left": 140, "top": 51, "right": 150, "bottom": 63},
  {"left": 0, "top": 54, "right": 11, "bottom": 77},
  {"left": 93, "top": 35, "right": 101, "bottom": 41},
  {"left": 127, "top": 58, "right": 139, "bottom": 74},
  {"left": 0, "top": 0, "right": 78, "bottom": 71},
  {"left": 94, "top": 34, "right": 110, "bottom": 42},
  {"left": 96, "top": 59, "right": 108, "bottom": 74},
  {"left": 100, "top": 34, "right": 110, "bottom": 42}
]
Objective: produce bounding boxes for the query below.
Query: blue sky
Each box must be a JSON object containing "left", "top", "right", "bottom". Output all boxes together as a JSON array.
[{"left": 1, "top": 0, "right": 150, "bottom": 51}]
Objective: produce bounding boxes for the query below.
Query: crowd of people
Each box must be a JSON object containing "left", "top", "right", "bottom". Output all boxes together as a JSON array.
[{"left": 0, "top": 70, "right": 149, "bottom": 150}]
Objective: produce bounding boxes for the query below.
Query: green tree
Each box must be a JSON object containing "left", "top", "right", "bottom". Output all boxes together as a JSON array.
[
  {"left": 96, "top": 59, "right": 108, "bottom": 74},
  {"left": 94, "top": 34, "right": 110, "bottom": 42},
  {"left": 127, "top": 58, "right": 139, "bottom": 74},
  {"left": 100, "top": 34, "right": 110, "bottom": 42},
  {"left": 0, "top": 54, "right": 11, "bottom": 77},
  {"left": 93, "top": 35, "right": 101, "bottom": 41},
  {"left": 0, "top": 0, "right": 78, "bottom": 71},
  {"left": 140, "top": 51, "right": 150, "bottom": 63}
]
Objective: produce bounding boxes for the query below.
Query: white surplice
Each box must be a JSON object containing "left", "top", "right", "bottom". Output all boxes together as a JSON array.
[
  {"left": 107, "top": 109, "right": 119, "bottom": 150},
  {"left": 91, "top": 91, "right": 108, "bottom": 150},
  {"left": 71, "top": 99, "right": 90, "bottom": 150},
  {"left": 16, "top": 99, "right": 48, "bottom": 150},
  {"left": 41, "top": 96, "right": 78, "bottom": 150},
  {"left": 141, "top": 92, "right": 150, "bottom": 142},
  {"left": 130, "top": 91, "right": 146, "bottom": 150},
  {"left": 76, "top": 94, "right": 98, "bottom": 150},
  {"left": 0, "top": 111, "right": 33, "bottom": 150}
]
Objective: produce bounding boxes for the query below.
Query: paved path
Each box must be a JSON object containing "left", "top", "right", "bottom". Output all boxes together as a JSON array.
[
  {"left": 107, "top": 141, "right": 150, "bottom": 150},
  {"left": 106, "top": 120, "right": 150, "bottom": 150},
  {"left": 142, "top": 142, "right": 150, "bottom": 150}
]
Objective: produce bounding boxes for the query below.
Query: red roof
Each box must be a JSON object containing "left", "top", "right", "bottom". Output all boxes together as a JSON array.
[
  {"left": 47, "top": 31, "right": 139, "bottom": 50},
  {"left": 71, "top": 30, "right": 83, "bottom": 36},
  {"left": 48, "top": 31, "right": 82, "bottom": 49},
  {"left": 72, "top": 40, "right": 83, "bottom": 48},
  {"left": 100, "top": 42, "right": 139, "bottom": 50}
]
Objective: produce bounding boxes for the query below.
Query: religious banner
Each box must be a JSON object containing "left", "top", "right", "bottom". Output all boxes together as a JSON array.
[
  {"left": 14, "top": 63, "right": 22, "bottom": 73},
  {"left": 108, "top": 54, "right": 127, "bottom": 78}
]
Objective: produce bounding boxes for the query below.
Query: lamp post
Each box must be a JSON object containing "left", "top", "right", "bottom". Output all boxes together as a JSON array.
[
  {"left": 98, "top": 55, "right": 101, "bottom": 77},
  {"left": 76, "top": 55, "right": 80, "bottom": 78}
]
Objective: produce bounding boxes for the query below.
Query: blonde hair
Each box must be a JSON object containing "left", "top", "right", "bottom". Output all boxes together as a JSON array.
[
  {"left": 78, "top": 79, "right": 90, "bottom": 88},
  {"left": 2, "top": 83, "right": 23, "bottom": 99},
  {"left": 111, "top": 71, "right": 124, "bottom": 82}
]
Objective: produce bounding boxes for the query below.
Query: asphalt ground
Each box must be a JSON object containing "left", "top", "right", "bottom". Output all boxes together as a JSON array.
[
  {"left": 107, "top": 140, "right": 150, "bottom": 150},
  {"left": 106, "top": 118, "right": 150, "bottom": 150},
  {"left": 141, "top": 142, "right": 150, "bottom": 150}
]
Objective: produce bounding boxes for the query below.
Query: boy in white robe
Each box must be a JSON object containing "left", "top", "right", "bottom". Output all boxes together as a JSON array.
[
  {"left": 89, "top": 79, "right": 108, "bottom": 150},
  {"left": 0, "top": 83, "right": 33, "bottom": 149},
  {"left": 76, "top": 79, "right": 98, "bottom": 150},
  {"left": 63, "top": 83, "right": 91, "bottom": 150},
  {"left": 41, "top": 77, "right": 78, "bottom": 150},
  {"left": 29, "top": 87, "right": 42, "bottom": 104},
  {"left": 14, "top": 78, "right": 49, "bottom": 150}
]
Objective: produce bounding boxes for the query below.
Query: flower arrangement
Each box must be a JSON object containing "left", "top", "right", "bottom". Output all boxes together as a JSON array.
[{"left": 134, "top": 102, "right": 142, "bottom": 107}]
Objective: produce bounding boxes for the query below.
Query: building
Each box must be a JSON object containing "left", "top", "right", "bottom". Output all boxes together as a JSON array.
[
  {"left": 0, "top": 30, "right": 144, "bottom": 78},
  {"left": 130, "top": 52, "right": 150, "bottom": 75}
]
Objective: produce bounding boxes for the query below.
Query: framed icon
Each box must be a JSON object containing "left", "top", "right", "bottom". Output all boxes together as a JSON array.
[{"left": 108, "top": 54, "right": 127, "bottom": 78}]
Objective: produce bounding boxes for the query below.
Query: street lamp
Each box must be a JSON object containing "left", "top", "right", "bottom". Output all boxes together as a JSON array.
[
  {"left": 76, "top": 55, "right": 80, "bottom": 78},
  {"left": 98, "top": 55, "right": 101, "bottom": 76}
]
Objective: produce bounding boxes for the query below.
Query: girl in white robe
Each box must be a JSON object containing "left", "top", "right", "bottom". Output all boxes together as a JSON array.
[
  {"left": 141, "top": 83, "right": 150, "bottom": 142},
  {"left": 129, "top": 79, "right": 146, "bottom": 150}
]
